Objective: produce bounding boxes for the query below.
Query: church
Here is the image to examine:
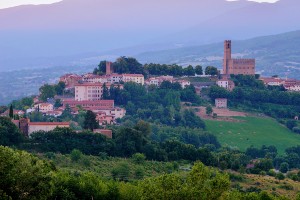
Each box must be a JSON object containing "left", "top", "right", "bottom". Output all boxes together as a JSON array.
[{"left": 223, "top": 40, "right": 255, "bottom": 75}]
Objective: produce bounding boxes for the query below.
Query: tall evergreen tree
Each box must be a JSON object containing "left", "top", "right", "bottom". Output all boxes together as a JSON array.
[
  {"left": 102, "top": 83, "right": 110, "bottom": 100},
  {"left": 9, "top": 105, "right": 13, "bottom": 119},
  {"left": 83, "top": 110, "right": 99, "bottom": 131}
]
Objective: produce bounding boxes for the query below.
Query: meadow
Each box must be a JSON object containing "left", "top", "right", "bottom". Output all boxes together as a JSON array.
[{"left": 205, "top": 116, "right": 300, "bottom": 154}]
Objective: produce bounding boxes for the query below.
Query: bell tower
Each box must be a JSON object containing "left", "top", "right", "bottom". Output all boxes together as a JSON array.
[{"left": 223, "top": 40, "right": 231, "bottom": 74}]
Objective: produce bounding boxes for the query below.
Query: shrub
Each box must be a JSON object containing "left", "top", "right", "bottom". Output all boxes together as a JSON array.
[
  {"left": 279, "top": 162, "right": 289, "bottom": 173},
  {"left": 134, "top": 167, "right": 145, "bottom": 180},
  {"left": 132, "top": 153, "right": 146, "bottom": 164},
  {"left": 276, "top": 173, "right": 285, "bottom": 180},
  {"left": 70, "top": 149, "right": 83, "bottom": 162},
  {"left": 111, "top": 163, "right": 130, "bottom": 181},
  {"left": 293, "top": 127, "right": 300, "bottom": 134},
  {"left": 279, "top": 184, "right": 294, "bottom": 190}
]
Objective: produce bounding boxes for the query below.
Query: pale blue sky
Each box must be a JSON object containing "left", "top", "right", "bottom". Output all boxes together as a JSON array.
[{"left": 0, "top": 0, "right": 279, "bottom": 9}]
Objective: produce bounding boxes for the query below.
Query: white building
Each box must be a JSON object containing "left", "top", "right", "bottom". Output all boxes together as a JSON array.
[
  {"left": 82, "top": 73, "right": 107, "bottom": 83},
  {"left": 215, "top": 98, "right": 228, "bottom": 108},
  {"left": 34, "top": 103, "right": 54, "bottom": 113},
  {"left": 122, "top": 74, "right": 145, "bottom": 85},
  {"left": 217, "top": 78, "right": 235, "bottom": 91},
  {"left": 107, "top": 74, "right": 123, "bottom": 84},
  {"left": 75, "top": 83, "right": 110, "bottom": 101},
  {"left": 286, "top": 84, "right": 300, "bottom": 92}
]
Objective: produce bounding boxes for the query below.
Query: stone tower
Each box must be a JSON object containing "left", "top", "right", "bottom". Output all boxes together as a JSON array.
[
  {"left": 223, "top": 40, "right": 231, "bottom": 75},
  {"left": 106, "top": 61, "right": 113, "bottom": 75}
]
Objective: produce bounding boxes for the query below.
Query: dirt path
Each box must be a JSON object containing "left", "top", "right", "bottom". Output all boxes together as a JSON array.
[{"left": 194, "top": 106, "right": 247, "bottom": 122}]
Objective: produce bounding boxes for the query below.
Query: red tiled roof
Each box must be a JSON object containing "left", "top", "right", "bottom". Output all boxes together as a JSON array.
[
  {"left": 122, "top": 74, "right": 144, "bottom": 77},
  {"left": 63, "top": 100, "right": 114, "bottom": 104},
  {"left": 29, "top": 122, "right": 70, "bottom": 126},
  {"left": 75, "top": 83, "right": 112, "bottom": 87}
]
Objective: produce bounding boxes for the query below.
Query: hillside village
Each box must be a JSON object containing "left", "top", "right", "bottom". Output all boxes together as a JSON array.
[
  {"left": 2, "top": 41, "right": 300, "bottom": 199},
  {"left": 2, "top": 40, "right": 300, "bottom": 138}
]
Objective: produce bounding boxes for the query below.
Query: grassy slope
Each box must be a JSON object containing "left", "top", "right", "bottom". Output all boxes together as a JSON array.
[{"left": 205, "top": 116, "right": 300, "bottom": 154}]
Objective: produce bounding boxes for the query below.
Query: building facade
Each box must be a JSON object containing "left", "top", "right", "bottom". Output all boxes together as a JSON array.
[
  {"left": 217, "top": 78, "right": 235, "bottom": 91},
  {"left": 223, "top": 40, "right": 255, "bottom": 75},
  {"left": 122, "top": 74, "right": 145, "bottom": 85},
  {"left": 34, "top": 103, "right": 54, "bottom": 113},
  {"left": 215, "top": 98, "right": 228, "bottom": 108},
  {"left": 12, "top": 118, "right": 70, "bottom": 136},
  {"left": 75, "top": 83, "right": 112, "bottom": 101}
]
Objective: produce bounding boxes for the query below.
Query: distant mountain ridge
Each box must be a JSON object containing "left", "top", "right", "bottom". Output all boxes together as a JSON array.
[
  {"left": 135, "top": 30, "right": 300, "bottom": 79},
  {"left": 0, "top": 0, "right": 299, "bottom": 71}
]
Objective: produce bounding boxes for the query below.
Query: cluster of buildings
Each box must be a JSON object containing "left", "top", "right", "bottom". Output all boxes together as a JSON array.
[
  {"left": 145, "top": 75, "right": 191, "bottom": 88},
  {"left": 60, "top": 62, "right": 144, "bottom": 89},
  {"left": 260, "top": 77, "right": 300, "bottom": 92},
  {"left": 5, "top": 40, "right": 300, "bottom": 133},
  {"left": 214, "top": 40, "right": 300, "bottom": 109}
]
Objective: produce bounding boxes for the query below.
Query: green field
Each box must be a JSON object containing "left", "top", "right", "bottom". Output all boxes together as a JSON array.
[{"left": 205, "top": 116, "right": 300, "bottom": 154}]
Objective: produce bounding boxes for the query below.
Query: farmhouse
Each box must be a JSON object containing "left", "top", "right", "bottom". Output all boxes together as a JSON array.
[{"left": 215, "top": 98, "right": 228, "bottom": 108}]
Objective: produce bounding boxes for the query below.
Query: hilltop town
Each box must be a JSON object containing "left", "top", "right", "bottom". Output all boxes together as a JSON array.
[
  {"left": 2, "top": 41, "right": 300, "bottom": 199},
  {"left": 2, "top": 40, "right": 300, "bottom": 137}
]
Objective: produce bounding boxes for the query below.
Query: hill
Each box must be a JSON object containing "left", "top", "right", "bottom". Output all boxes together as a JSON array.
[
  {"left": 205, "top": 116, "right": 300, "bottom": 154},
  {"left": 136, "top": 30, "right": 300, "bottom": 79}
]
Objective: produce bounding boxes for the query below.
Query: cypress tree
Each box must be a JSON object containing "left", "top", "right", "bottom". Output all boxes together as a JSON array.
[{"left": 9, "top": 105, "right": 13, "bottom": 119}]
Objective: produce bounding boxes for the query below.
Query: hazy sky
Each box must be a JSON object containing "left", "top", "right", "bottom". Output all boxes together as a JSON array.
[{"left": 0, "top": 0, "right": 279, "bottom": 9}]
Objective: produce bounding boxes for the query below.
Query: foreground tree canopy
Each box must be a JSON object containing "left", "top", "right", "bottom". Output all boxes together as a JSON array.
[{"left": 0, "top": 146, "right": 289, "bottom": 200}]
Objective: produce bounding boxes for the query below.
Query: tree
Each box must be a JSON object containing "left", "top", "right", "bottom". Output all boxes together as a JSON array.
[
  {"left": 54, "top": 81, "right": 66, "bottom": 95},
  {"left": 60, "top": 104, "right": 73, "bottom": 120},
  {"left": 111, "top": 163, "right": 130, "bottom": 181},
  {"left": 0, "top": 106, "right": 8, "bottom": 114},
  {"left": 195, "top": 65, "right": 203, "bottom": 75},
  {"left": 9, "top": 105, "right": 13, "bottom": 119},
  {"left": 54, "top": 99, "right": 62, "bottom": 108},
  {"left": 70, "top": 149, "right": 83, "bottom": 162},
  {"left": 138, "top": 162, "right": 230, "bottom": 200},
  {"left": 114, "top": 57, "right": 144, "bottom": 74},
  {"left": 134, "top": 120, "right": 151, "bottom": 137},
  {"left": 286, "top": 120, "right": 297, "bottom": 130},
  {"left": 183, "top": 65, "right": 195, "bottom": 76},
  {"left": 94, "top": 60, "right": 107, "bottom": 75},
  {"left": 279, "top": 162, "right": 289, "bottom": 173},
  {"left": 102, "top": 83, "right": 110, "bottom": 99},
  {"left": 276, "top": 172, "right": 285, "bottom": 180},
  {"left": 132, "top": 153, "right": 146, "bottom": 164},
  {"left": 83, "top": 110, "right": 99, "bottom": 131},
  {"left": 205, "top": 66, "right": 218, "bottom": 76},
  {"left": 206, "top": 106, "right": 213, "bottom": 116},
  {"left": 0, "top": 117, "right": 24, "bottom": 146},
  {"left": 115, "top": 127, "right": 147, "bottom": 157},
  {"left": 39, "top": 84, "right": 56, "bottom": 101},
  {"left": 0, "top": 146, "right": 54, "bottom": 199}
]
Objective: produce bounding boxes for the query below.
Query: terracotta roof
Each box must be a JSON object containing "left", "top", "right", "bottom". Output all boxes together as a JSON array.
[
  {"left": 29, "top": 122, "right": 70, "bottom": 126},
  {"left": 63, "top": 100, "right": 114, "bottom": 104},
  {"left": 75, "top": 83, "right": 112, "bottom": 87},
  {"left": 122, "top": 74, "right": 144, "bottom": 77},
  {"left": 38, "top": 103, "right": 52, "bottom": 107}
]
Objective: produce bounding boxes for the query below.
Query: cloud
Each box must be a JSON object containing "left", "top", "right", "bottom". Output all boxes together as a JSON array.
[{"left": 0, "top": 0, "right": 62, "bottom": 9}]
